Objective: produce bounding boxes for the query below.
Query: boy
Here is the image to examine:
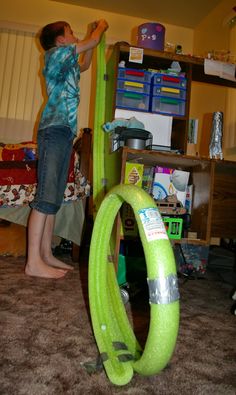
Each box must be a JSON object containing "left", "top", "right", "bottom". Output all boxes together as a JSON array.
[{"left": 25, "top": 19, "right": 108, "bottom": 278}]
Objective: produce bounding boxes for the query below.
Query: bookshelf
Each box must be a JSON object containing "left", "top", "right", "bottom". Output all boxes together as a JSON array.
[{"left": 103, "top": 44, "right": 236, "bottom": 265}]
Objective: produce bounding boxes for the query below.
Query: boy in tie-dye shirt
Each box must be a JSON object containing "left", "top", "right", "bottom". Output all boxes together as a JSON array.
[{"left": 25, "top": 19, "right": 108, "bottom": 279}]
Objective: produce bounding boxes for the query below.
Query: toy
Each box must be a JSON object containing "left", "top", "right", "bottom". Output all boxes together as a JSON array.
[
  {"left": 154, "top": 194, "right": 186, "bottom": 215},
  {"left": 103, "top": 116, "right": 144, "bottom": 133}
]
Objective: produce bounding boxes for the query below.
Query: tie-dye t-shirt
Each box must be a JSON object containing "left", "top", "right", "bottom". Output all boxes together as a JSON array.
[{"left": 39, "top": 44, "right": 80, "bottom": 136}]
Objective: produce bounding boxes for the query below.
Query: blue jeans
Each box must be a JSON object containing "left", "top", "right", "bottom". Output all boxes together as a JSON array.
[{"left": 30, "top": 125, "right": 74, "bottom": 215}]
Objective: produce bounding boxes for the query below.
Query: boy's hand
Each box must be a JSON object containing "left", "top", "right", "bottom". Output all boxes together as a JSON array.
[
  {"left": 87, "top": 21, "right": 98, "bottom": 35},
  {"left": 86, "top": 20, "right": 108, "bottom": 38},
  {"left": 77, "top": 18, "right": 109, "bottom": 60},
  {"left": 96, "top": 19, "right": 109, "bottom": 33}
]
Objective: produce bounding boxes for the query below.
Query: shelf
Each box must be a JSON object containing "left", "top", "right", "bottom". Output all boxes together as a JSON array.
[
  {"left": 122, "top": 147, "right": 211, "bottom": 169},
  {"left": 171, "top": 238, "right": 209, "bottom": 246},
  {"left": 117, "top": 44, "right": 236, "bottom": 88},
  {"left": 117, "top": 43, "right": 204, "bottom": 65},
  {"left": 191, "top": 62, "right": 236, "bottom": 88},
  {"left": 120, "top": 147, "right": 236, "bottom": 242},
  {"left": 105, "top": 43, "right": 236, "bottom": 262},
  {"left": 120, "top": 234, "right": 208, "bottom": 246}
]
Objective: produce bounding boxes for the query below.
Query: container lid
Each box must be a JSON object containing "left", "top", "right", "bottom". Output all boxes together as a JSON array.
[{"left": 115, "top": 127, "right": 152, "bottom": 141}]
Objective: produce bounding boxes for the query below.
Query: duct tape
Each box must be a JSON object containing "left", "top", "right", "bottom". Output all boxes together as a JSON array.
[
  {"left": 118, "top": 354, "right": 135, "bottom": 362},
  {"left": 147, "top": 274, "right": 180, "bottom": 305},
  {"left": 113, "top": 341, "right": 128, "bottom": 351}
]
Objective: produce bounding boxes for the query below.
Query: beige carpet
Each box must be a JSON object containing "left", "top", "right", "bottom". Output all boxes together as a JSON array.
[{"left": 0, "top": 255, "right": 236, "bottom": 395}]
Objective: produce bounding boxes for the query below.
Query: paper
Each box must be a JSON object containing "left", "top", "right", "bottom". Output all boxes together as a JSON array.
[
  {"left": 129, "top": 47, "right": 144, "bottom": 64},
  {"left": 114, "top": 108, "right": 173, "bottom": 147},
  {"left": 204, "top": 59, "right": 236, "bottom": 81}
]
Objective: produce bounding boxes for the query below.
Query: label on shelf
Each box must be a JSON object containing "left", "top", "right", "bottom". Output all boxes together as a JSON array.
[
  {"left": 161, "top": 87, "right": 180, "bottom": 94},
  {"left": 124, "top": 81, "right": 144, "bottom": 89}
]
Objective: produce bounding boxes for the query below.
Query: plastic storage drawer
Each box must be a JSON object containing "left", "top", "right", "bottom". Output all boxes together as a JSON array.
[
  {"left": 116, "top": 90, "right": 150, "bottom": 111},
  {"left": 117, "top": 79, "right": 151, "bottom": 94},
  {"left": 152, "top": 85, "right": 187, "bottom": 100},
  {"left": 118, "top": 67, "right": 152, "bottom": 83},
  {"left": 151, "top": 96, "right": 186, "bottom": 116},
  {"left": 153, "top": 73, "right": 187, "bottom": 89}
]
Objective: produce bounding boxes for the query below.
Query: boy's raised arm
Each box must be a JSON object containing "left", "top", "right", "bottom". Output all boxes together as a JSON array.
[{"left": 76, "top": 19, "right": 108, "bottom": 56}]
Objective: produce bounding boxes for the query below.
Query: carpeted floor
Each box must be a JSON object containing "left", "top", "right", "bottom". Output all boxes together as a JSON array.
[{"left": 0, "top": 254, "right": 236, "bottom": 395}]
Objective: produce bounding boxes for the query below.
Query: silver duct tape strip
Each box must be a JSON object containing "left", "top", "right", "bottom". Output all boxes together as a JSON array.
[
  {"left": 112, "top": 341, "right": 128, "bottom": 351},
  {"left": 117, "top": 353, "right": 135, "bottom": 362},
  {"left": 147, "top": 274, "right": 180, "bottom": 304}
]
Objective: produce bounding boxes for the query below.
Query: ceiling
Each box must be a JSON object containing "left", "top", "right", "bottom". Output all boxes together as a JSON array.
[{"left": 53, "top": 0, "right": 223, "bottom": 28}]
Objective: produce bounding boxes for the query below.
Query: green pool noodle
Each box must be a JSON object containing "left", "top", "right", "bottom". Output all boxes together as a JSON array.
[
  {"left": 89, "top": 184, "right": 180, "bottom": 386},
  {"left": 93, "top": 34, "right": 106, "bottom": 217}
]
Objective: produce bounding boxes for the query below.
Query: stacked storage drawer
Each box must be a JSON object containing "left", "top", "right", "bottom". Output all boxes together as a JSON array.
[
  {"left": 116, "top": 67, "right": 152, "bottom": 112},
  {"left": 151, "top": 73, "right": 187, "bottom": 116}
]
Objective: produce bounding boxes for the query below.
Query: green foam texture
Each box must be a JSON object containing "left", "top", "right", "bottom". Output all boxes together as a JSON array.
[
  {"left": 89, "top": 185, "right": 180, "bottom": 386},
  {"left": 93, "top": 35, "right": 106, "bottom": 216}
]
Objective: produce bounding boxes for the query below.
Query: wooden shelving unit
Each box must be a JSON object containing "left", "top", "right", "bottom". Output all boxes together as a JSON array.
[
  {"left": 105, "top": 44, "right": 236, "bottom": 155},
  {"left": 104, "top": 44, "right": 236, "bottom": 263},
  {"left": 120, "top": 147, "right": 236, "bottom": 244}
]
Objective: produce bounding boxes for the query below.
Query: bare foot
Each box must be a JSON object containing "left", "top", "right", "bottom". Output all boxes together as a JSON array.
[
  {"left": 42, "top": 254, "right": 74, "bottom": 271},
  {"left": 25, "top": 259, "right": 67, "bottom": 279}
]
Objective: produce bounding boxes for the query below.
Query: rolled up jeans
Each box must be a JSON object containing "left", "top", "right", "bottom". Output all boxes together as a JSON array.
[{"left": 30, "top": 125, "right": 74, "bottom": 215}]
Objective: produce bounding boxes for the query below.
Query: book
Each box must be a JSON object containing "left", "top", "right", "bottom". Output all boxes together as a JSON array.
[
  {"left": 124, "top": 162, "right": 144, "bottom": 187},
  {"left": 188, "top": 119, "right": 198, "bottom": 144},
  {"left": 142, "top": 165, "right": 155, "bottom": 193},
  {"left": 152, "top": 166, "right": 190, "bottom": 206},
  {"left": 185, "top": 184, "right": 193, "bottom": 214}
]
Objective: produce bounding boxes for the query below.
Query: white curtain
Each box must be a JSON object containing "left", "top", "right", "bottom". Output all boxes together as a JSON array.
[
  {"left": 0, "top": 24, "right": 92, "bottom": 143},
  {"left": 0, "top": 27, "right": 42, "bottom": 143}
]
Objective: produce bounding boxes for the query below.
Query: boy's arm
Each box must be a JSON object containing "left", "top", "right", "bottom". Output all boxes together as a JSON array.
[{"left": 77, "top": 19, "right": 108, "bottom": 72}]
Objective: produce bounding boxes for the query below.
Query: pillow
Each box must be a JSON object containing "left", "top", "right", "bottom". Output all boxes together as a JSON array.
[{"left": 0, "top": 141, "right": 37, "bottom": 161}]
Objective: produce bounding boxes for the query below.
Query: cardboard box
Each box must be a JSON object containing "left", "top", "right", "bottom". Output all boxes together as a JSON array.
[
  {"left": 120, "top": 162, "right": 144, "bottom": 238},
  {"left": 120, "top": 203, "right": 138, "bottom": 237},
  {"left": 124, "top": 162, "right": 144, "bottom": 187},
  {"left": 152, "top": 166, "right": 190, "bottom": 206},
  {"left": 142, "top": 165, "right": 155, "bottom": 193},
  {"left": 174, "top": 243, "right": 209, "bottom": 275},
  {"left": 185, "top": 184, "right": 193, "bottom": 214}
]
